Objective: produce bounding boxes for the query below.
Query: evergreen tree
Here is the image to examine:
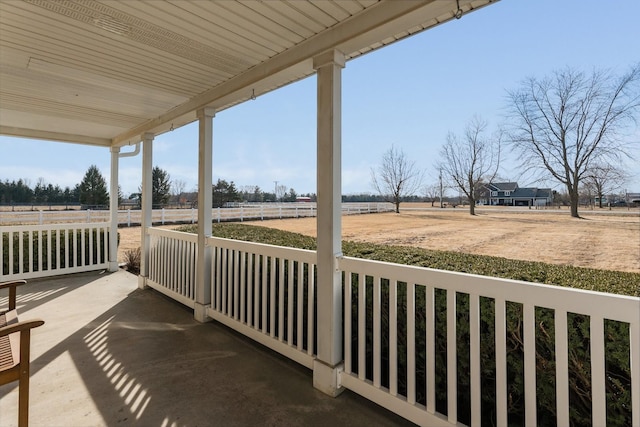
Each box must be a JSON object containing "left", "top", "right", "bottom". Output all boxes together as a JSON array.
[
  {"left": 79, "top": 165, "right": 109, "bottom": 207},
  {"left": 152, "top": 166, "right": 171, "bottom": 207},
  {"left": 0, "top": 179, "right": 34, "bottom": 204},
  {"left": 212, "top": 179, "right": 240, "bottom": 208},
  {"left": 282, "top": 188, "right": 297, "bottom": 202}
]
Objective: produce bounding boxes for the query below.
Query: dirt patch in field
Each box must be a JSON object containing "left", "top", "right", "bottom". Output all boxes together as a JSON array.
[{"left": 116, "top": 207, "right": 640, "bottom": 273}]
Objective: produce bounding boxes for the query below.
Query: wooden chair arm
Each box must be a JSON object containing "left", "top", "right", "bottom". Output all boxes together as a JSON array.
[
  {"left": 0, "top": 280, "right": 27, "bottom": 290},
  {"left": 0, "top": 319, "right": 45, "bottom": 337},
  {"left": 0, "top": 280, "right": 27, "bottom": 311}
]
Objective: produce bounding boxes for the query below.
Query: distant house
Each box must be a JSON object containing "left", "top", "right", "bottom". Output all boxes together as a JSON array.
[
  {"left": 626, "top": 192, "right": 640, "bottom": 205},
  {"left": 480, "top": 182, "right": 553, "bottom": 207}
]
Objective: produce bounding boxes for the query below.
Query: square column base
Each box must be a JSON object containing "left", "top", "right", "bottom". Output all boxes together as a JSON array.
[
  {"left": 194, "top": 302, "right": 212, "bottom": 323},
  {"left": 108, "top": 261, "right": 119, "bottom": 272},
  {"left": 313, "top": 359, "right": 344, "bottom": 397},
  {"left": 137, "top": 275, "right": 148, "bottom": 290}
]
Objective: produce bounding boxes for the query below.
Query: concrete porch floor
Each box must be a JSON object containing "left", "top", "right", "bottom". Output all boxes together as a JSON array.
[{"left": 1, "top": 270, "right": 415, "bottom": 427}]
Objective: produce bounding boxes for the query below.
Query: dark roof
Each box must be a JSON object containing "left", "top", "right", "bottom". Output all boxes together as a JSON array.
[
  {"left": 489, "top": 182, "right": 519, "bottom": 191},
  {"left": 512, "top": 188, "right": 537, "bottom": 198},
  {"left": 510, "top": 188, "right": 553, "bottom": 199},
  {"left": 535, "top": 189, "right": 553, "bottom": 198}
]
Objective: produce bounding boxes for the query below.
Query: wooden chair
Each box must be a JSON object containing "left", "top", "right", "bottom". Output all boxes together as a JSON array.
[{"left": 1, "top": 280, "right": 45, "bottom": 427}]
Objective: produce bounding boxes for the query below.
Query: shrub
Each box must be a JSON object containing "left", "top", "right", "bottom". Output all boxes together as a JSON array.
[{"left": 123, "top": 247, "right": 141, "bottom": 275}]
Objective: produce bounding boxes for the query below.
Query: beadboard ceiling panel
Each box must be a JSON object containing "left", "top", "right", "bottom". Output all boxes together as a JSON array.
[{"left": 0, "top": 0, "right": 498, "bottom": 147}]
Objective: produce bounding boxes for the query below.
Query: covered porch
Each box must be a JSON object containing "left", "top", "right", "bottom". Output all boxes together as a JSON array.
[
  {"left": 0, "top": 270, "right": 413, "bottom": 426},
  {"left": 1, "top": 1, "right": 639, "bottom": 426}
]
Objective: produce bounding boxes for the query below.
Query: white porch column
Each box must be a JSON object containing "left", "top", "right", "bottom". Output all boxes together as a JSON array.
[
  {"left": 194, "top": 107, "right": 215, "bottom": 322},
  {"left": 138, "top": 132, "right": 154, "bottom": 289},
  {"left": 108, "top": 146, "right": 120, "bottom": 272},
  {"left": 313, "top": 49, "right": 345, "bottom": 397}
]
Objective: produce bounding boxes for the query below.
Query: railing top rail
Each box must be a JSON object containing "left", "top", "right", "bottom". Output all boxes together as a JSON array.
[
  {"left": 0, "top": 222, "right": 111, "bottom": 232},
  {"left": 207, "top": 235, "right": 317, "bottom": 263},
  {"left": 339, "top": 255, "right": 640, "bottom": 323},
  {"left": 147, "top": 227, "right": 198, "bottom": 243}
]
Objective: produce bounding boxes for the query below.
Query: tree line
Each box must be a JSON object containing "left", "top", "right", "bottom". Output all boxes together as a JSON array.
[
  {"left": 0, "top": 165, "right": 325, "bottom": 209},
  {"left": 1, "top": 166, "right": 430, "bottom": 210},
  {"left": 0, "top": 165, "right": 111, "bottom": 207}
]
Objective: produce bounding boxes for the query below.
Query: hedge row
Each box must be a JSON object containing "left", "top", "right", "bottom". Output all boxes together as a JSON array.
[{"left": 178, "top": 223, "right": 638, "bottom": 297}]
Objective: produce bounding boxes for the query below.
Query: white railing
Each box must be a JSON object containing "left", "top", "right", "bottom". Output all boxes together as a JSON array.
[
  {"left": 0, "top": 223, "right": 110, "bottom": 280},
  {"left": 139, "top": 228, "right": 639, "bottom": 426},
  {"left": 206, "top": 236, "right": 317, "bottom": 369},
  {"left": 147, "top": 228, "right": 197, "bottom": 308},
  {"left": 0, "top": 203, "right": 394, "bottom": 226},
  {"left": 338, "top": 256, "right": 640, "bottom": 427},
  {"left": 143, "top": 227, "right": 318, "bottom": 368}
]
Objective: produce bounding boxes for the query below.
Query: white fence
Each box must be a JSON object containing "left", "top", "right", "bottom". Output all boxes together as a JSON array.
[
  {"left": 140, "top": 225, "right": 640, "bottom": 427},
  {"left": 0, "top": 223, "right": 110, "bottom": 280},
  {"left": 0, "top": 203, "right": 394, "bottom": 226}
]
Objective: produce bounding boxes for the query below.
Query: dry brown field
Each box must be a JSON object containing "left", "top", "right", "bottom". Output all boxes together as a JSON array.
[{"left": 116, "top": 205, "right": 640, "bottom": 273}]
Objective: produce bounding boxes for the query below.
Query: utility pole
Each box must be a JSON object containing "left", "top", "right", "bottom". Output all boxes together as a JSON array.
[{"left": 439, "top": 168, "right": 444, "bottom": 208}]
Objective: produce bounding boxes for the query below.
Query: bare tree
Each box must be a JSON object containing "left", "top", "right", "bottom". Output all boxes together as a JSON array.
[
  {"left": 584, "top": 163, "right": 627, "bottom": 208},
  {"left": 439, "top": 117, "right": 501, "bottom": 215},
  {"left": 172, "top": 179, "right": 186, "bottom": 206},
  {"left": 423, "top": 184, "right": 439, "bottom": 207},
  {"left": 275, "top": 184, "right": 287, "bottom": 201},
  {"left": 506, "top": 64, "right": 640, "bottom": 218},
  {"left": 371, "top": 145, "right": 423, "bottom": 213}
]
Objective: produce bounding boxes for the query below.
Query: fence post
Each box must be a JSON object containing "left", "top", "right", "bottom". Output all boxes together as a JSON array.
[
  {"left": 161, "top": 208, "right": 165, "bottom": 225},
  {"left": 240, "top": 206, "right": 244, "bottom": 222},
  {"left": 217, "top": 207, "right": 221, "bottom": 223},
  {"left": 191, "top": 207, "right": 195, "bottom": 224},
  {"left": 38, "top": 210, "right": 44, "bottom": 225},
  {"left": 261, "top": 206, "right": 264, "bottom": 221},
  {"left": 87, "top": 209, "right": 91, "bottom": 222},
  {"left": 279, "top": 206, "right": 282, "bottom": 219}
]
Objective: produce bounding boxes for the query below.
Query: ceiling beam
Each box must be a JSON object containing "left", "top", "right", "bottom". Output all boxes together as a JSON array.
[{"left": 0, "top": 126, "right": 111, "bottom": 147}]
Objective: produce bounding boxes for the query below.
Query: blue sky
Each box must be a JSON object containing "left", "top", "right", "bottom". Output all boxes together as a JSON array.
[{"left": 1, "top": 0, "right": 639, "bottom": 197}]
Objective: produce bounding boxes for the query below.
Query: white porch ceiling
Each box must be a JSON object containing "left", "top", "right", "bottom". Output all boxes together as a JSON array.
[{"left": 0, "top": 0, "right": 497, "bottom": 148}]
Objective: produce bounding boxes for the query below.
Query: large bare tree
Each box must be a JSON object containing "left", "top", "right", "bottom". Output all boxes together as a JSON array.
[
  {"left": 506, "top": 65, "right": 640, "bottom": 217},
  {"left": 371, "top": 145, "right": 423, "bottom": 213},
  {"left": 439, "top": 117, "right": 501, "bottom": 215}
]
